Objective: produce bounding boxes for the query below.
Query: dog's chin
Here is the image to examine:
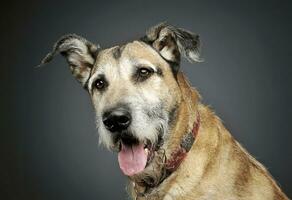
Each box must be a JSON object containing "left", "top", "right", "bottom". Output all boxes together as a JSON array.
[{"left": 113, "top": 133, "right": 161, "bottom": 177}]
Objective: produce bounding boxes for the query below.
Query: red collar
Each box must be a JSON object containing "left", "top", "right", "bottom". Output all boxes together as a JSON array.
[{"left": 165, "top": 112, "right": 200, "bottom": 173}]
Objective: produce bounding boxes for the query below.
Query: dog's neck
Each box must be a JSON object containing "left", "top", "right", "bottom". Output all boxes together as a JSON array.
[
  {"left": 132, "top": 106, "right": 200, "bottom": 199},
  {"left": 131, "top": 72, "right": 201, "bottom": 199}
]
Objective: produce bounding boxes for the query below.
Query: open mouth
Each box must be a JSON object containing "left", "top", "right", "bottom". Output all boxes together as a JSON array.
[{"left": 117, "top": 137, "right": 156, "bottom": 176}]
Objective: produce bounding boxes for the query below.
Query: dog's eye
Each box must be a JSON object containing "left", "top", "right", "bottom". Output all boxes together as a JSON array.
[
  {"left": 137, "top": 67, "right": 154, "bottom": 80},
  {"left": 95, "top": 79, "right": 106, "bottom": 90},
  {"left": 139, "top": 68, "right": 151, "bottom": 76}
]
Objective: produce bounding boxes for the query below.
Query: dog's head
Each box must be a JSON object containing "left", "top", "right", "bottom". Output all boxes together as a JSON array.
[{"left": 41, "top": 23, "right": 202, "bottom": 177}]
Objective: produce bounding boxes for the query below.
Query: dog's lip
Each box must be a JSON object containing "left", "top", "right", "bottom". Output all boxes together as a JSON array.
[
  {"left": 114, "top": 131, "right": 164, "bottom": 174},
  {"left": 144, "top": 141, "right": 155, "bottom": 167}
]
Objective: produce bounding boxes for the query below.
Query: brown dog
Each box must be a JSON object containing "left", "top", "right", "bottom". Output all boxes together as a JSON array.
[{"left": 40, "top": 23, "right": 288, "bottom": 199}]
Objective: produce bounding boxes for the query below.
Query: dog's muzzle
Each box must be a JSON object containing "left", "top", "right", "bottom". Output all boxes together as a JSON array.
[{"left": 102, "top": 106, "right": 158, "bottom": 177}]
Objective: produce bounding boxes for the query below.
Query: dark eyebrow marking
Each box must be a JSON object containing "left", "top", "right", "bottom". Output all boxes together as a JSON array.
[
  {"left": 112, "top": 45, "right": 126, "bottom": 59},
  {"left": 112, "top": 46, "right": 121, "bottom": 59}
]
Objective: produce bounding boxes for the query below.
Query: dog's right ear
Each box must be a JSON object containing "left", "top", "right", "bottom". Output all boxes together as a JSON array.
[
  {"left": 141, "top": 22, "right": 203, "bottom": 73},
  {"left": 39, "top": 34, "right": 100, "bottom": 88}
]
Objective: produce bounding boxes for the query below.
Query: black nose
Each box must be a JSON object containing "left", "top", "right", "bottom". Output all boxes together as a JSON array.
[{"left": 102, "top": 108, "right": 131, "bottom": 132}]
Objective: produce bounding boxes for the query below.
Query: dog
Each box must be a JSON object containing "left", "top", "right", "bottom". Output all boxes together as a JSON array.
[{"left": 40, "top": 23, "right": 288, "bottom": 200}]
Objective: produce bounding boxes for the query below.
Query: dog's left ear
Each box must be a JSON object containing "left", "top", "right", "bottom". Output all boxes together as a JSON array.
[
  {"left": 141, "top": 22, "right": 203, "bottom": 70},
  {"left": 39, "top": 34, "right": 100, "bottom": 88}
]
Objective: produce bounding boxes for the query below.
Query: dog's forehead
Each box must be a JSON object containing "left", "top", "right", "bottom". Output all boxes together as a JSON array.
[
  {"left": 121, "top": 41, "right": 162, "bottom": 62},
  {"left": 92, "top": 41, "right": 167, "bottom": 72}
]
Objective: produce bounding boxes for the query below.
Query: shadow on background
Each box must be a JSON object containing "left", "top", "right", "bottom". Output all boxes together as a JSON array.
[{"left": 1, "top": 0, "right": 291, "bottom": 199}]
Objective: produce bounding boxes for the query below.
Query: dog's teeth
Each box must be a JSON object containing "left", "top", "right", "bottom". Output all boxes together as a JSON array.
[{"left": 144, "top": 148, "right": 149, "bottom": 154}]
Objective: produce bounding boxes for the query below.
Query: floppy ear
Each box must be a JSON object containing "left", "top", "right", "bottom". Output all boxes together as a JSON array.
[
  {"left": 40, "top": 34, "right": 100, "bottom": 88},
  {"left": 141, "top": 22, "right": 203, "bottom": 72}
]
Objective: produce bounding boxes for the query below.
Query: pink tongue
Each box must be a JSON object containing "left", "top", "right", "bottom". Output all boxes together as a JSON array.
[{"left": 118, "top": 143, "right": 147, "bottom": 176}]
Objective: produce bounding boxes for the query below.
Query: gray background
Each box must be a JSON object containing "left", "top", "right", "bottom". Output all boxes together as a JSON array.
[{"left": 2, "top": 0, "right": 291, "bottom": 199}]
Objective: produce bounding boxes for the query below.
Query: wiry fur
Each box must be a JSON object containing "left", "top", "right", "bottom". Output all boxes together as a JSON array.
[
  {"left": 129, "top": 72, "right": 289, "bottom": 200},
  {"left": 40, "top": 23, "right": 289, "bottom": 200}
]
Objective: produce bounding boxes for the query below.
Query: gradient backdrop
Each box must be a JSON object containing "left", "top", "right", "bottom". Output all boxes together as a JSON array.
[{"left": 2, "top": 0, "right": 291, "bottom": 199}]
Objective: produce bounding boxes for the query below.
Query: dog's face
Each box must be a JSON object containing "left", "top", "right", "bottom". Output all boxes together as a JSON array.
[
  {"left": 88, "top": 41, "right": 179, "bottom": 149},
  {"left": 41, "top": 23, "right": 202, "bottom": 176},
  {"left": 88, "top": 42, "right": 181, "bottom": 175}
]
